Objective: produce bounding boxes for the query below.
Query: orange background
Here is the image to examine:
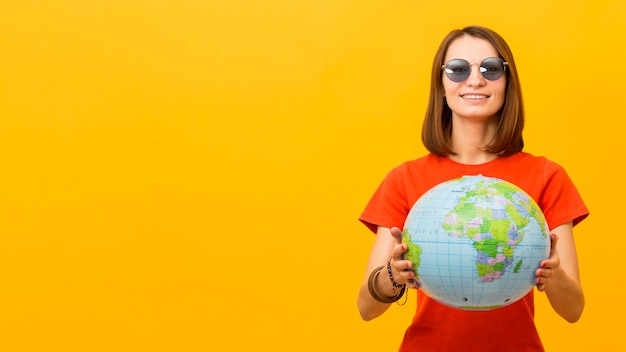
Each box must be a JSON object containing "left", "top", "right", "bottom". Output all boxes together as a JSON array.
[{"left": 0, "top": 1, "right": 624, "bottom": 351}]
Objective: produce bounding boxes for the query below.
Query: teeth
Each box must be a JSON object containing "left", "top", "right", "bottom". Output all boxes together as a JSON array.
[{"left": 463, "top": 95, "right": 488, "bottom": 99}]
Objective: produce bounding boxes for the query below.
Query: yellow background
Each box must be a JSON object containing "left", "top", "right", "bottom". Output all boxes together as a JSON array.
[{"left": 0, "top": 1, "right": 624, "bottom": 351}]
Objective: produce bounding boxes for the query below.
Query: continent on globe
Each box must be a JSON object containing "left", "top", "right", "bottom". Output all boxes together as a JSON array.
[{"left": 402, "top": 175, "right": 550, "bottom": 311}]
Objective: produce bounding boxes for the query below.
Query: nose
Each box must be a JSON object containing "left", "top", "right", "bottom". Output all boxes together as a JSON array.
[{"left": 465, "top": 63, "right": 486, "bottom": 86}]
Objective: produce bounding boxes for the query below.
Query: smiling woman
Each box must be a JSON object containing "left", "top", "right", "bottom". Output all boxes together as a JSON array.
[{"left": 357, "top": 26, "right": 588, "bottom": 351}]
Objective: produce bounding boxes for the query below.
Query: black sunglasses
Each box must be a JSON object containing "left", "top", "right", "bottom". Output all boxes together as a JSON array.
[{"left": 441, "top": 57, "right": 508, "bottom": 82}]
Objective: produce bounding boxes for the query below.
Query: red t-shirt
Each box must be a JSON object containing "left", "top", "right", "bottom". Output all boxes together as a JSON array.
[{"left": 360, "top": 152, "right": 589, "bottom": 352}]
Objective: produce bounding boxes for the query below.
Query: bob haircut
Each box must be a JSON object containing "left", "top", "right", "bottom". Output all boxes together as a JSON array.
[{"left": 422, "top": 26, "right": 525, "bottom": 157}]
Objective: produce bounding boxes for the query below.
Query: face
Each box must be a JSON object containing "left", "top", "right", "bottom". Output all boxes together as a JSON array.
[{"left": 442, "top": 36, "right": 506, "bottom": 122}]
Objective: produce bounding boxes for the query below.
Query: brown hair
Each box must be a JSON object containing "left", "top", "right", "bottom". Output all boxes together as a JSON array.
[{"left": 421, "top": 26, "right": 524, "bottom": 157}]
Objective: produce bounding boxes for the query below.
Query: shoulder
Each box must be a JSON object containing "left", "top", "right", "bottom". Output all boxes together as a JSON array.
[
  {"left": 505, "top": 152, "right": 564, "bottom": 176},
  {"left": 508, "top": 151, "right": 548, "bottom": 165},
  {"left": 508, "top": 152, "right": 576, "bottom": 187},
  {"left": 388, "top": 153, "right": 441, "bottom": 175},
  {"left": 513, "top": 153, "right": 589, "bottom": 227},
  {"left": 515, "top": 152, "right": 570, "bottom": 179}
]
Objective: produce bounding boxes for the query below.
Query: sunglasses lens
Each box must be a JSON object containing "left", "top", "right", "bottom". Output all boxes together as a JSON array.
[
  {"left": 480, "top": 58, "right": 506, "bottom": 81},
  {"left": 443, "top": 59, "right": 471, "bottom": 82}
]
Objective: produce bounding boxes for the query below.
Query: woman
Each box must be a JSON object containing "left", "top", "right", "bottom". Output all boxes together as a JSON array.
[{"left": 357, "top": 26, "right": 588, "bottom": 351}]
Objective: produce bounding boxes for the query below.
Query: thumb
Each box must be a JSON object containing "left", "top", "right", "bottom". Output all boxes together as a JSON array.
[
  {"left": 549, "top": 233, "right": 559, "bottom": 255},
  {"left": 390, "top": 227, "right": 403, "bottom": 244}
]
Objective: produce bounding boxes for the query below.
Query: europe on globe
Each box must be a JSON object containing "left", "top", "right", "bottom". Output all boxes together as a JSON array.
[{"left": 402, "top": 175, "right": 550, "bottom": 310}]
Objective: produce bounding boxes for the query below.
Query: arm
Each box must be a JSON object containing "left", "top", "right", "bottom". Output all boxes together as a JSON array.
[
  {"left": 357, "top": 226, "right": 417, "bottom": 321},
  {"left": 535, "top": 221, "right": 585, "bottom": 322}
]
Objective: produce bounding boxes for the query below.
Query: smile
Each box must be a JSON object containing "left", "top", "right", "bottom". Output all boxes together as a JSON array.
[{"left": 462, "top": 94, "right": 490, "bottom": 99}]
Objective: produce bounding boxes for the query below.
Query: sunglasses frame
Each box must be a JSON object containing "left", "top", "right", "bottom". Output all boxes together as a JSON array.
[{"left": 441, "top": 57, "right": 508, "bottom": 82}]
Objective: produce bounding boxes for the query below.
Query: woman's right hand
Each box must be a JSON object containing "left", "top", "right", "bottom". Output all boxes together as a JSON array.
[{"left": 389, "top": 227, "right": 420, "bottom": 289}]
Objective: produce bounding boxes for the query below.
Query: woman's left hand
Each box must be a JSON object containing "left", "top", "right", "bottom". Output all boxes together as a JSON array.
[{"left": 535, "top": 233, "right": 560, "bottom": 292}]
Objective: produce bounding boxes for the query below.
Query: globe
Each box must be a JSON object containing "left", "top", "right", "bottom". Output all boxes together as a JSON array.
[{"left": 402, "top": 175, "right": 550, "bottom": 311}]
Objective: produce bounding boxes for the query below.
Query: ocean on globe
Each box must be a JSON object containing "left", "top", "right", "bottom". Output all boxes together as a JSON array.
[{"left": 402, "top": 175, "right": 550, "bottom": 311}]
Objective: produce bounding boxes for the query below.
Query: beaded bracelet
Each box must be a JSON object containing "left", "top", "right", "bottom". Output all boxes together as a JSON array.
[
  {"left": 367, "top": 265, "right": 406, "bottom": 304},
  {"left": 387, "top": 258, "right": 406, "bottom": 292}
]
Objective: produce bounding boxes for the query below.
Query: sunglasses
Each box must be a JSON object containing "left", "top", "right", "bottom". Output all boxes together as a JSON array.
[{"left": 441, "top": 57, "right": 508, "bottom": 82}]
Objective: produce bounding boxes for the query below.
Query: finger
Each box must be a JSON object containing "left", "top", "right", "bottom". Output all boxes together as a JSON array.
[
  {"left": 535, "top": 268, "right": 544, "bottom": 280},
  {"left": 536, "top": 281, "right": 545, "bottom": 292},
  {"left": 409, "top": 280, "right": 422, "bottom": 289},
  {"left": 390, "top": 258, "right": 416, "bottom": 285},
  {"left": 390, "top": 256, "right": 414, "bottom": 280},
  {"left": 390, "top": 227, "right": 403, "bottom": 244},
  {"left": 534, "top": 272, "right": 547, "bottom": 291},
  {"left": 391, "top": 242, "right": 408, "bottom": 257},
  {"left": 536, "top": 266, "right": 550, "bottom": 278},
  {"left": 551, "top": 232, "right": 558, "bottom": 245},
  {"left": 549, "top": 233, "right": 558, "bottom": 254},
  {"left": 539, "top": 233, "right": 559, "bottom": 268},
  {"left": 541, "top": 258, "right": 559, "bottom": 270}
]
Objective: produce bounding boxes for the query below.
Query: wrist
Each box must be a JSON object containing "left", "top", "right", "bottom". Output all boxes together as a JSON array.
[
  {"left": 387, "top": 257, "right": 406, "bottom": 291},
  {"left": 367, "top": 261, "right": 409, "bottom": 306}
]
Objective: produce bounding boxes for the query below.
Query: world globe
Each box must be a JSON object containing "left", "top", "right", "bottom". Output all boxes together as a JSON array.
[{"left": 402, "top": 175, "right": 550, "bottom": 310}]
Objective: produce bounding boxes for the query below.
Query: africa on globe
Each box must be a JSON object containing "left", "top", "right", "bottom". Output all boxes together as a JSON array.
[{"left": 402, "top": 175, "right": 550, "bottom": 310}]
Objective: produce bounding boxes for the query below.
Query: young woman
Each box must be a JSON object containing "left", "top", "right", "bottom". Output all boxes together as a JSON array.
[{"left": 357, "top": 26, "right": 589, "bottom": 351}]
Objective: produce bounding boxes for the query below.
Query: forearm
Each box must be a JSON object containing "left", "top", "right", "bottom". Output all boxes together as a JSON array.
[
  {"left": 357, "top": 265, "right": 399, "bottom": 321},
  {"left": 539, "top": 223, "right": 584, "bottom": 323},
  {"left": 358, "top": 226, "right": 413, "bottom": 320},
  {"left": 544, "top": 266, "right": 585, "bottom": 323}
]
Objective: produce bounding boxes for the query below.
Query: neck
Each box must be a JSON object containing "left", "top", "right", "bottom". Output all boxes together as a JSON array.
[{"left": 449, "top": 115, "right": 498, "bottom": 165}]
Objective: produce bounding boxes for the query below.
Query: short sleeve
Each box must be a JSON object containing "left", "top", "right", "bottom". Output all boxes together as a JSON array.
[
  {"left": 540, "top": 160, "right": 589, "bottom": 229},
  {"left": 359, "top": 164, "right": 411, "bottom": 234}
]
